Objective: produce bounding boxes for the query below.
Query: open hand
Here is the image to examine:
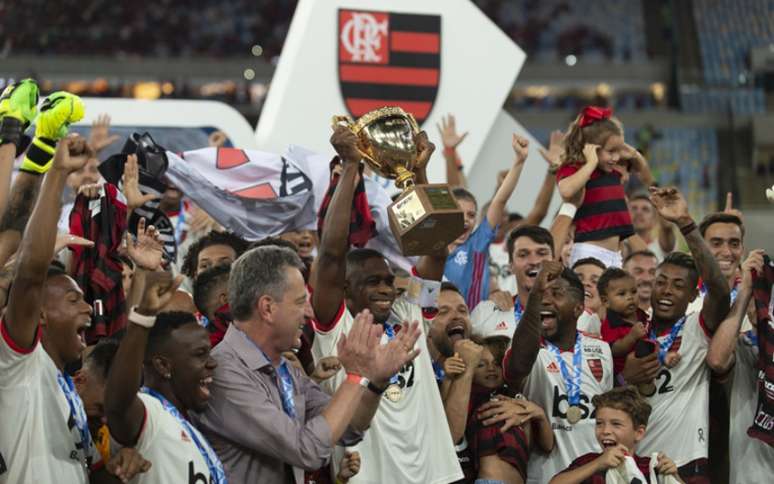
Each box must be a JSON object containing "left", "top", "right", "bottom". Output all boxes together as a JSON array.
[
  {"left": 126, "top": 217, "right": 164, "bottom": 271},
  {"left": 88, "top": 113, "right": 120, "bottom": 152},
  {"left": 122, "top": 154, "right": 161, "bottom": 211},
  {"left": 649, "top": 186, "right": 691, "bottom": 227},
  {"left": 436, "top": 113, "right": 468, "bottom": 150}
]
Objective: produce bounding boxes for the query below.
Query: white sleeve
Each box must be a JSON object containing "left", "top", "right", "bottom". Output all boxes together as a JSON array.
[
  {"left": 133, "top": 394, "right": 159, "bottom": 454},
  {"left": 0, "top": 321, "right": 42, "bottom": 385}
]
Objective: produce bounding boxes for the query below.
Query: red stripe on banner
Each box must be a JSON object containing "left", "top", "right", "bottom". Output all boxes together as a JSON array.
[
  {"left": 391, "top": 32, "right": 440, "bottom": 53},
  {"left": 230, "top": 182, "right": 278, "bottom": 200},
  {"left": 469, "top": 252, "right": 485, "bottom": 309},
  {"left": 346, "top": 99, "right": 432, "bottom": 119},
  {"left": 340, "top": 65, "right": 439, "bottom": 86}
]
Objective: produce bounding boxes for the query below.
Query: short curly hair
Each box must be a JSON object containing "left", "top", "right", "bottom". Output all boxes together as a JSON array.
[
  {"left": 181, "top": 230, "right": 249, "bottom": 279},
  {"left": 592, "top": 386, "right": 652, "bottom": 427}
]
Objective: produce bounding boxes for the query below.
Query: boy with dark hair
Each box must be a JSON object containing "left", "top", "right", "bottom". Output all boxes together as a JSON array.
[
  {"left": 193, "top": 263, "right": 232, "bottom": 347},
  {"left": 550, "top": 386, "right": 683, "bottom": 484},
  {"left": 180, "top": 230, "right": 248, "bottom": 279}
]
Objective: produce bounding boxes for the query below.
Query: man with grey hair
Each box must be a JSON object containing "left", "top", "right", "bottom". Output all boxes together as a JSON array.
[{"left": 191, "top": 245, "right": 422, "bottom": 484}]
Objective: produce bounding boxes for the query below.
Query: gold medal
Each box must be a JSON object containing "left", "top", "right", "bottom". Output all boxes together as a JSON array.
[
  {"left": 566, "top": 405, "right": 583, "bottom": 424},
  {"left": 385, "top": 384, "right": 403, "bottom": 402},
  {"left": 637, "top": 382, "right": 657, "bottom": 397}
]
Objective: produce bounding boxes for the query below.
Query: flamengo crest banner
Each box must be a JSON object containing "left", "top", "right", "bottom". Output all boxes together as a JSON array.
[
  {"left": 338, "top": 9, "right": 441, "bottom": 123},
  {"left": 256, "top": 0, "right": 524, "bottom": 184}
]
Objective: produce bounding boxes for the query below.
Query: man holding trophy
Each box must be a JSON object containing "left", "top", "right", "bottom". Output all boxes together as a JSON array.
[{"left": 310, "top": 107, "right": 465, "bottom": 484}]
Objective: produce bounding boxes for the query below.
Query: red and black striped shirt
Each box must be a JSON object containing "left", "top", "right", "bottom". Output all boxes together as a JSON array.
[
  {"left": 557, "top": 164, "right": 634, "bottom": 243},
  {"left": 558, "top": 452, "right": 652, "bottom": 483}
]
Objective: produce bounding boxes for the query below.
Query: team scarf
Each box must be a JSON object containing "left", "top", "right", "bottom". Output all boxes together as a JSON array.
[{"left": 747, "top": 254, "right": 774, "bottom": 447}]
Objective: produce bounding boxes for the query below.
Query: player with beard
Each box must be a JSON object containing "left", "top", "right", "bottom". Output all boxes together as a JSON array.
[
  {"left": 310, "top": 126, "right": 463, "bottom": 484},
  {"left": 625, "top": 187, "right": 730, "bottom": 484},
  {"left": 623, "top": 250, "right": 658, "bottom": 315},
  {"left": 502, "top": 259, "right": 614, "bottom": 484}
]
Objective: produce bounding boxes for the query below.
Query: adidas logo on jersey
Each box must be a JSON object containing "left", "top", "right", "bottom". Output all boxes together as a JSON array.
[
  {"left": 495, "top": 321, "right": 508, "bottom": 331},
  {"left": 546, "top": 362, "right": 559, "bottom": 373}
]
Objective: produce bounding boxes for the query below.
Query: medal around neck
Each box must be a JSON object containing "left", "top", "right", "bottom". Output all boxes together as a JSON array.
[
  {"left": 637, "top": 381, "right": 657, "bottom": 397},
  {"left": 566, "top": 405, "right": 583, "bottom": 425},
  {"left": 331, "top": 107, "right": 464, "bottom": 255},
  {"left": 385, "top": 383, "right": 403, "bottom": 402}
]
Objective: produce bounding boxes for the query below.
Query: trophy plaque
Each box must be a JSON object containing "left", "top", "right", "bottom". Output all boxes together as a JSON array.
[{"left": 332, "top": 107, "right": 464, "bottom": 255}]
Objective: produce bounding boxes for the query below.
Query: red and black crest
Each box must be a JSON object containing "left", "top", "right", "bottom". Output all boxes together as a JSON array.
[
  {"left": 587, "top": 358, "right": 604, "bottom": 383},
  {"left": 338, "top": 9, "right": 441, "bottom": 124}
]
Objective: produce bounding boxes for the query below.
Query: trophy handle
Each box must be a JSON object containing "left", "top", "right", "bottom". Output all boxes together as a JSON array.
[
  {"left": 331, "top": 114, "right": 355, "bottom": 130},
  {"left": 406, "top": 113, "right": 420, "bottom": 134}
]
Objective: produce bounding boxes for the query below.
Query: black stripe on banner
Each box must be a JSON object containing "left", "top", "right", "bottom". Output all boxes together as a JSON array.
[
  {"left": 340, "top": 82, "right": 437, "bottom": 102},
  {"left": 390, "top": 13, "right": 441, "bottom": 33},
  {"left": 586, "top": 173, "right": 623, "bottom": 190},
  {"left": 577, "top": 199, "right": 630, "bottom": 218},
  {"left": 388, "top": 52, "right": 440, "bottom": 68}
]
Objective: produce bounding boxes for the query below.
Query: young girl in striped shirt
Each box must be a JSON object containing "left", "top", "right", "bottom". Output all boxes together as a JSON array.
[{"left": 556, "top": 107, "right": 655, "bottom": 268}]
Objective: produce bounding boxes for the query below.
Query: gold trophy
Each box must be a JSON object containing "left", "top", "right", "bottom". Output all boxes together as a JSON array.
[{"left": 332, "top": 106, "right": 464, "bottom": 255}]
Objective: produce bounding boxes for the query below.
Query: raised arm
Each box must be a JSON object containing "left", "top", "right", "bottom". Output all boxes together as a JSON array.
[
  {"left": 412, "top": 132, "right": 448, "bottom": 280},
  {"left": 436, "top": 114, "right": 468, "bottom": 188},
  {"left": 0, "top": 79, "right": 39, "bottom": 216},
  {"left": 443, "top": 340, "right": 483, "bottom": 442},
  {"left": 649, "top": 187, "right": 731, "bottom": 331},
  {"left": 486, "top": 134, "right": 529, "bottom": 228},
  {"left": 106, "top": 267, "right": 178, "bottom": 446},
  {"left": 557, "top": 144, "right": 598, "bottom": 200},
  {"left": 550, "top": 188, "right": 584, "bottom": 260},
  {"left": 311, "top": 127, "right": 362, "bottom": 324},
  {"left": 706, "top": 250, "right": 761, "bottom": 373},
  {"left": 5, "top": 134, "right": 87, "bottom": 349},
  {"left": 505, "top": 261, "right": 563, "bottom": 390}
]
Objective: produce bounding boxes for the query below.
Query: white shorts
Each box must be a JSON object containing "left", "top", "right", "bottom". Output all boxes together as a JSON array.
[{"left": 570, "top": 242, "right": 623, "bottom": 268}]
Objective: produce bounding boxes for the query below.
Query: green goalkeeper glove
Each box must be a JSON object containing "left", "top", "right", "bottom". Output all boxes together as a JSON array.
[{"left": 21, "top": 91, "right": 85, "bottom": 174}]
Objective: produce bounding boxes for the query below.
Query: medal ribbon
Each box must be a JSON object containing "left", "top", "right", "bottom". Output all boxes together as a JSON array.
[
  {"left": 141, "top": 387, "right": 226, "bottom": 484},
  {"left": 239, "top": 330, "right": 296, "bottom": 418},
  {"left": 56, "top": 371, "right": 93, "bottom": 463},
  {"left": 649, "top": 316, "right": 687, "bottom": 365},
  {"left": 513, "top": 297, "right": 524, "bottom": 325},
  {"left": 383, "top": 323, "right": 401, "bottom": 386},
  {"left": 545, "top": 332, "right": 583, "bottom": 407},
  {"left": 699, "top": 282, "right": 738, "bottom": 305}
]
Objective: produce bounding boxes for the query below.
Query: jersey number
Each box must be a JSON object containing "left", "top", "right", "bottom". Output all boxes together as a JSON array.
[{"left": 656, "top": 369, "right": 674, "bottom": 394}]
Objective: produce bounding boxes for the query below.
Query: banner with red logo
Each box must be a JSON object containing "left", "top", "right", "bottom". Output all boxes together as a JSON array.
[{"left": 338, "top": 9, "right": 440, "bottom": 123}]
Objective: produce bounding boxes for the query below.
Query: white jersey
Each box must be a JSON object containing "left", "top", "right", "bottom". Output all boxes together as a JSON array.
[
  {"left": 489, "top": 240, "right": 518, "bottom": 295},
  {"left": 520, "top": 333, "right": 614, "bottom": 484},
  {"left": 577, "top": 310, "right": 602, "bottom": 336},
  {"left": 131, "top": 393, "right": 215, "bottom": 484},
  {"left": 0, "top": 324, "right": 99, "bottom": 484},
  {"left": 729, "top": 328, "right": 774, "bottom": 483},
  {"left": 311, "top": 298, "right": 463, "bottom": 484},
  {"left": 637, "top": 312, "right": 710, "bottom": 465}
]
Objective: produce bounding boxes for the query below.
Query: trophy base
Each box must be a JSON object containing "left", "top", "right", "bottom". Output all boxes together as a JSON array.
[{"left": 388, "top": 184, "right": 465, "bottom": 256}]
